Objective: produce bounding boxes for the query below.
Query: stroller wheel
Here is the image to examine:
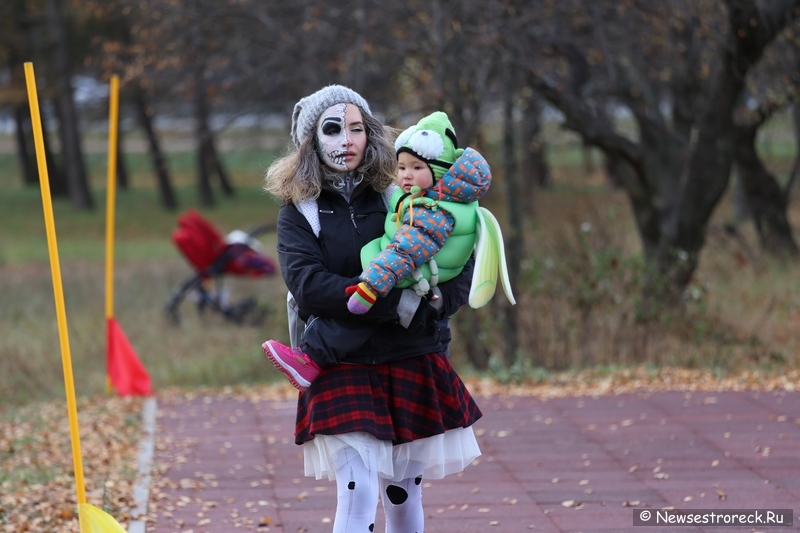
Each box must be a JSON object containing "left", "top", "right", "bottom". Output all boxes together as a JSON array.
[
  {"left": 165, "top": 305, "right": 181, "bottom": 326},
  {"left": 226, "top": 297, "right": 257, "bottom": 324},
  {"left": 246, "top": 304, "right": 269, "bottom": 327}
]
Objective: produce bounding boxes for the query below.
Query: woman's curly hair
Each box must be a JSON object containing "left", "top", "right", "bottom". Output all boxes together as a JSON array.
[{"left": 264, "top": 108, "right": 396, "bottom": 204}]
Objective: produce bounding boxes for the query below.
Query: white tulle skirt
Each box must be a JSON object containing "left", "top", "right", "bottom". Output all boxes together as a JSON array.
[{"left": 303, "top": 427, "right": 481, "bottom": 482}]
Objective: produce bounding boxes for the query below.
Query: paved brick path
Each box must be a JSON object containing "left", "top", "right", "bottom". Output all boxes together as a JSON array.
[{"left": 146, "top": 390, "right": 800, "bottom": 532}]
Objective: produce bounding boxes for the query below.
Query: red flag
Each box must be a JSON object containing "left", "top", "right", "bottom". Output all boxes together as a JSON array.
[{"left": 106, "top": 318, "right": 152, "bottom": 396}]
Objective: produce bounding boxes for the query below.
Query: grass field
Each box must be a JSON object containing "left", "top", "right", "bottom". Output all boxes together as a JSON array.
[
  {"left": 0, "top": 141, "right": 289, "bottom": 406},
  {"left": 1, "top": 121, "right": 799, "bottom": 408}
]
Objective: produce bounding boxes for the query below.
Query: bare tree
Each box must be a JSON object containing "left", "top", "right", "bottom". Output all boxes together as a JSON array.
[
  {"left": 788, "top": 105, "right": 800, "bottom": 193},
  {"left": 87, "top": 1, "right": 180, "bottom": 209},
  {"left": 131, "top": 82, "right": 177, "bottom": 209},
  {"left": 1, "top": 0, "right": 68, "bottom": 194},
  {"left": 733, "top": 122, "right": 799, "bottom": 255},
  {"left": 12, "top": 103, "right": 38, "bottom": 187},
  {"left": 393, "top": 0, "right": 501, "bottom": 145},
  {"left": 520, "top": 89, "right": 551, "bottom": 197},
  {"left": 46, "top": 0, "right": 94, "bottom": 209},
  {"left": 729, "top": 22, "right": 800, "bottom": 255},
  {"left": 510, "top": 0, "right": 800, "bottom": 302},
  {"left": 500, "top": 53, "right": 523, "bottom": 366}
]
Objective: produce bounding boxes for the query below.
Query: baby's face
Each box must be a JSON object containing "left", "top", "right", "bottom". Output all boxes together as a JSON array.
[
  {"left": 397, "top": 152, "right": 433, "bottom": 193},
  {"left": 316, "top": 104, "right": 367, "bottom": 172}
]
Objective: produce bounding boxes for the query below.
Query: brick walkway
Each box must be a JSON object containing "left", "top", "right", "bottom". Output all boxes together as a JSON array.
[{"left": 145, "top": 390, "right": 800, "bottom": 532}]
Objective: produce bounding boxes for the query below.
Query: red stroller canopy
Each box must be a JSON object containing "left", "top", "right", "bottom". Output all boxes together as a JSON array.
[{"left": 172, "top": 209, "right": 276, "bottom": 278}]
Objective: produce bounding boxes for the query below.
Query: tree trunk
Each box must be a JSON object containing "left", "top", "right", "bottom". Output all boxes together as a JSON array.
[
  {"left": 193, "top": 72, "right": 233, "bottom": 199},
  {"left": 43, "top": 102, "right": 69, "bottom": 197},
  {"left": 603, "top": 152, "right": 634, "bottom": 189},
  {"left": 194, "top": 71, "right": 215, "bottom": 207},
  {"left": 656, "top": 45, "right": 749, "bottom": 293},
  {"left": 731, "top": 170, "right": 751, "bottom": 224},
  {"left": 656, "top": 0, "right": 800, "bottom": 288},
  {"left": 734, "top": 125, "right": 799, "bottom": 256},
  {"left": 581, "top": 142, "right": 595, "bottom": 176},
  {"left": 116, "top": 14, "right": 174, "bottom": 207},
  {"left": 133, "top": 83, "right": 177, "bottom": 210},
  {"left": 197, "top": 143, "right": 215, "bottom": 208},
  {"left": 453, "top": 312, "right": 491, "bottom": 370},
  {"left": 115, "top": 112, "right": 129, "bottom": 190},
  {"left": 501, "top": 64, "right": 521, "bottom": 366},
  {"left": 208, "top": 137, "right": 234, "bottom": 197},
  {"left": 520, "top": 93, "right": 550, "bottom": 217},
  {"left": 431, "top": 0, "right": 446, "bottom": 112},
  {"left": 13, "top": 104, "right": 37, "bottom": 187},
  {"left": 784, "top": 103, "right": 800, "bottom": 196},
  {"left": 9, "top": 5, "right": 40, "bottom": 189},
  {"left": 352, "top": 0, "right": 366, "bottom": 93},
  {"left": 47, "top": 0, "right": 93, "bottom": 210}
]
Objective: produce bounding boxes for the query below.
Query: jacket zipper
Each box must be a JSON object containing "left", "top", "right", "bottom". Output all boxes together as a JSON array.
[{"left": 348, "top": 206, "right": 361, "bottom": 234}]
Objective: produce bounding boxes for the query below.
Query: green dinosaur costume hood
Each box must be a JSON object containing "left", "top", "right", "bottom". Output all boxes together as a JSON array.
[{"left": 395, "top": 111, "right": 463, "bottom": 183}]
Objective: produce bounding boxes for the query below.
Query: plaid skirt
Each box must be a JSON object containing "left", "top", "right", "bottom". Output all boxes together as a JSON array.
[{"left": 295, "top": 352, "right": 482, "bottom": 445}]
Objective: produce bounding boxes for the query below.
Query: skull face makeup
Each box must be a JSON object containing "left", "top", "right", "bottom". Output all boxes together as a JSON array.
[{"left": 316, "top": 103, "right": 367, "bottom": 172}]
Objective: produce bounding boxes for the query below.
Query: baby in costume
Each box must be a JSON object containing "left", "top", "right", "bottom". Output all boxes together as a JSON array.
[{"left": 345, "top": 111, "right": 490, "bottom": 313}]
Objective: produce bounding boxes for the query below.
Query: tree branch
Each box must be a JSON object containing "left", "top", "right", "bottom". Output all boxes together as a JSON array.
[
  {"left": 726, "top": 0, "right": 800, "bottom": 70},
  {"left": 528, "top": 69, "right": 642, "bottom": 171}
]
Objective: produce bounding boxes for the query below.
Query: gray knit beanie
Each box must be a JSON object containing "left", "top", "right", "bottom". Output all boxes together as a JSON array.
[{"left": 290, "top": 85, "right": 372, "bottom": 148}]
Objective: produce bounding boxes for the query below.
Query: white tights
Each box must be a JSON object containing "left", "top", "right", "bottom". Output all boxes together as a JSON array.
[
  {"left": 380, "top": 469, "right": 424, "bottom": 533},
  {"left": 332, "top": 448, "right": 425, "bottom": 533}
]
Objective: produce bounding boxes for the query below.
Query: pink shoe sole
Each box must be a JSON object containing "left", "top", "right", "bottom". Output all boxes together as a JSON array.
[{"left": 262, "top": 341, "right": 311, "bottom": 391}]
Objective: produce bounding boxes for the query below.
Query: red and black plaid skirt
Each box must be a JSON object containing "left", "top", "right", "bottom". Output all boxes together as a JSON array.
[{"left": 295, "top": 352, "right": 482, "bottom": 445}]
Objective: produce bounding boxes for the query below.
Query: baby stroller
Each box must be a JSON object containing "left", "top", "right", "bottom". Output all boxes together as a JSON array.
[{"left": 165, "top": 209, "right": 277, "bottom": 325}]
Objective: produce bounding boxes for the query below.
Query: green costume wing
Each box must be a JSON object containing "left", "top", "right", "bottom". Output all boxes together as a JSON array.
[{"left": 469, "top": 207, "right": 516, "bottom": 308}]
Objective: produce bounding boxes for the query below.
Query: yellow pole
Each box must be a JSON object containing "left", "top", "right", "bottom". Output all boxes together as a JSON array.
[
  {"left": 105, "top": 75, "right": 120, "bottom": 395},
  {"left": 105, "top": 75, "right": 119, "bottom": 321},
  {"left": 24, "top": 62, "right": 86, "bottom": 506}
]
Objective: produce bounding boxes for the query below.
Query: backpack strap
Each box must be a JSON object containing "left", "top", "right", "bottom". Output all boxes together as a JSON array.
[
  {"left": 295, "top": 198, "right": 322, "bottom": 238},
  {"left": 382, "top": 184, "right": 399, "bottom": 210},
  {"left": 286, "top": 199, "right": 316, "bottom": 346}
]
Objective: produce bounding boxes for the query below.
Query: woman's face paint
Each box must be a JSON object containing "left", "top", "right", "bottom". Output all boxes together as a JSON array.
[{"left": 316, "top": 104, "right": 367, "bottom": 172}]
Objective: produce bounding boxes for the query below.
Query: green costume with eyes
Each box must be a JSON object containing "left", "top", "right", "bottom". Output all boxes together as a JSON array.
[{"left": 349, "top": 112, "right": 515, "bottom": 313}]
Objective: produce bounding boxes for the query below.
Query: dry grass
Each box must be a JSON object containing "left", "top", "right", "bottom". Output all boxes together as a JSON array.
[
  {"left": 0, "top": 395, "right": 145, "bottom": 533},
  {"left": 3, "top": 135, "right": 800, "bottom": 407},
  {"left": 0, "top": 256, "right": 291, "bottom": 406},
  {"left": 0, "top": 183, "right": 288, "bottom": 407},
  {"left": 449, "top": 167, "right": 800, "bottom": 377}
]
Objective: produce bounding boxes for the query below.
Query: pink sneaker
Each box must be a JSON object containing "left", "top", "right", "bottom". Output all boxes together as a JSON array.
[{"left": 262, "top": 340, "right": 321, "bottom": 391}]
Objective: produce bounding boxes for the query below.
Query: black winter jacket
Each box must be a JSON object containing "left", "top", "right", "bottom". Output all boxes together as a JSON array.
[{"left": 276, "top": 183, "right": 473, "bottom": 365}]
